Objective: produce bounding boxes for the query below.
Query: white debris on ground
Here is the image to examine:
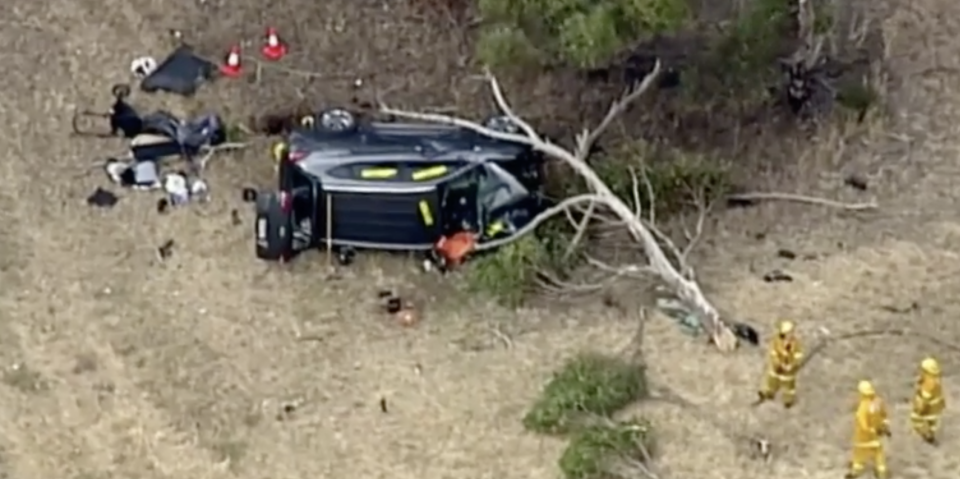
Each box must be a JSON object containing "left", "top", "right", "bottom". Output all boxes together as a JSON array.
[
  {"left": 130, "top": 56, "right": 158, "bottom": 79},
  {"left": 163, "top": 172, "right": 209, "bottom": 206}
]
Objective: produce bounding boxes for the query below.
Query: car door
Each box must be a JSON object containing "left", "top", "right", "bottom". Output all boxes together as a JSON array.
[{"left": 287, "top": 169, "right": 316, "bottom": 249}]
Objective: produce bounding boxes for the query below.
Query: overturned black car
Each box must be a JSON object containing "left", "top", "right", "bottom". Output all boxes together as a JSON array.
[{"left": 255, "top": 108, "right": 548, "bottom": 262}]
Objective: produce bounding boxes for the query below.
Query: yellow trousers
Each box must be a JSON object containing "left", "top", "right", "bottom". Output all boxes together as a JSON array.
[
  {"left": 911, "top": 411, "right": 940, "bottom": 441},
  {"left": 759, "top": 370, "right": 796, "bottom": 406},
  {"left": 849, "top": 443, "right": 887, "bottom": 478}
]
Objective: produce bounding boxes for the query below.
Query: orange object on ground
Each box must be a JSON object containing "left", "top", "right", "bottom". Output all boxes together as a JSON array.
[
  {"left": 261, "top": 27, "right": 288, "bottom": 61},
  {"left": 220, "top": 45, "right": 242, "bottom": 77},
  {"left": 435, "top": 231, "right": 476, "bottom": 267}
]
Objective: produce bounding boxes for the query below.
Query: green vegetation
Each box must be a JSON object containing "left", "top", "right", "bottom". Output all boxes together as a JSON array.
[
  {"left": 524, "top": 353, "right": 648, "bottom": 434},
  {"left": 464, "top": 142, "right": 730, "bottom": 307},
  {"left": 476, "top": 0, "right": 688, "bottom": 69},
  {"left": 560, "top": 419, "right": 655, "bottom": 479},
  {"left": 836, "top": 80, "right": 881, "bottom": 117},
  {"left": 523, "top": 353, "right": 655, "bottom": 479}
]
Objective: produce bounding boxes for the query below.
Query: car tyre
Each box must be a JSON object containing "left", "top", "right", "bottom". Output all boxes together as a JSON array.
[
  {"left": 254, "top": 192, "right": 294, "bottom": 261},
  {"left": 318, "top": 108, "right": 357, "bottom": 133}
]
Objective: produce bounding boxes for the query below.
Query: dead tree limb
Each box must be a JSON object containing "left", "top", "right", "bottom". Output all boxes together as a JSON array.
[
  {"left": 726, "top": 192, "right": 878, "bottom": 210},
  {"left": 381, "top": 60, "right": 740, "bottom": 352}
]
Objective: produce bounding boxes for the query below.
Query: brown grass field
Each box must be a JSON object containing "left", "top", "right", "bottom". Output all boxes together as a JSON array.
[{"left": 2, "top": 0, "right": 960, "bottom": 478}]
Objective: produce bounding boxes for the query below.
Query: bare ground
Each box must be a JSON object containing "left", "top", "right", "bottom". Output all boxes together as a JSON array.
[{"left": 2, "top": 0, "right": 960, "bottom": 478}]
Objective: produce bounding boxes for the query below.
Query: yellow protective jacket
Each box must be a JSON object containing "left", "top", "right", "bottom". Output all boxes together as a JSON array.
[
  {"left": 769, "top": 335, "right": 803, "bottom": 375},
  {"left": 914, "top": 374, "right": 945, "bottom": 416},
  {"left": 854, "top": 397, "right": 889, "bottom": 447}
]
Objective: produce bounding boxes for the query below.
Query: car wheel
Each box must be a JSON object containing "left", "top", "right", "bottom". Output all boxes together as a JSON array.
[
  {"left": 483, "top": 115, "right": 520, "bottom": 134},
  {"left": 319, "top": 108, "right": 357, "bottom": 133},
  {"left": 254, "top": 192, "right": 294, "bottom": 261}
]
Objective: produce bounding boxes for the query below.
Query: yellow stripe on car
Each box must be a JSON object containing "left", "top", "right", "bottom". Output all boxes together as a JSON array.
[
  {"left": 361, "top": 168, "right": 398, "bottom": 179},
  {"left": 419, "top": 200, "right": 434, "bottom": 226},
  {"left": 412, "top": 165, "right": 448, "bottom": 181}
]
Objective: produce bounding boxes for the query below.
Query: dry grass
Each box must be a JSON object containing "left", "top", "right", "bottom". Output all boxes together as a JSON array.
[{"left": 2, "top": 0, "right": 960, "bottom": 479}]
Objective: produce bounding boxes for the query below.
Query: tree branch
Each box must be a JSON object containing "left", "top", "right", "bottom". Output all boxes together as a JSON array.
[
  {"left": 726, "top": 192, "right": 878, "bottom": 210},
  {"left": 564, "top": 199, "right": 597, "bottom": 260},
  {"left": 381, "top": 60, "right": 740, "bottom": 352},
  {"left": 473, "top": 194, "right": 606, "bottom": 252},
  {"left": 579, "top": 65, "right": 664, "bottom": 157}
]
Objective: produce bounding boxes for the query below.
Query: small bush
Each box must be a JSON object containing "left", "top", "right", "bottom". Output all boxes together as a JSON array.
[
  {"left": 475, "top": 25, "right": 543, "bottom": 71},
  {"left": 523, "top": 353, "right": 648, "bottom": 434},
  {"left": 477, "top": 0, "right": 688, "bottom": 70},
  {"left": 836, "top": 81, "right": 880, "bottom": 116},
  {"left": 559, "top": 419, "right": 655, "bottom": 479},
  {"left": 592, "top": 143, "right": 732, "bottom": 214},
  {"left": 464, "top": 233, "right": 550, "bottom": 308}
]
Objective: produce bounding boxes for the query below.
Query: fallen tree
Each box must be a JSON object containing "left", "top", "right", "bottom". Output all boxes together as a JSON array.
[{"left": 381, "top": 60, "right": 741, "bottom": 352}]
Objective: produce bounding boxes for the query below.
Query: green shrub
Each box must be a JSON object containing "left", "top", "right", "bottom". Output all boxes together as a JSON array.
[
  {"left": 836, "top": 80, "right": 880, "bottom": 116},
  {"left": 463, "top": 212, "right": 576, "bottom": 308},
  {"left": 477, "top": 0, "right": 688, "bottom": 70},
  {"left": 559, "top": 419, "right": 655, "bottom": 479},
  {"left": 475, "top": 25, "right": 543, "bottom": 71},
  {"left": 592, "top": 144, "right": 731, "bottom": 214},
  {"left": 523, "top": 353, "right": 647, "bottom": 434},
  {"left": 464, "top": 233, "right": 550, "bottom": 308}
]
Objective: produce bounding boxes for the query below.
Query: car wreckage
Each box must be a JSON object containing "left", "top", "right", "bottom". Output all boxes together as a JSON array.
[
  {"left": 255, "top": 108, "right": 550, "bottom": 264},
  {"left": 73, "top": 83, "right": 227, "bottom": 190}
]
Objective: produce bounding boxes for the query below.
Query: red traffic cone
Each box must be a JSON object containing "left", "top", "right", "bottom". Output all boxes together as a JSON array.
[
  {"left": 220, "top": 45, "right": 243, "bottom": 77},
  {"left": 261, "top": 27, "right": 287, "bottom": 61}
]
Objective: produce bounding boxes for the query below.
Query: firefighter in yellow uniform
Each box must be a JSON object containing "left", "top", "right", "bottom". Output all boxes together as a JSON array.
[
  {"left": 846, "top": 380, "right": 890, "bottom": 479},
  {"left": 756, "top": 320, "right": 803, "bottom": 408},
  {"left": 912, "top": 357, "right": 945, "bottom": 444}
]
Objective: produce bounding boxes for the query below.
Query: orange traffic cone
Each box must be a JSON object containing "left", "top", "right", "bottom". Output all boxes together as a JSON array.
[
  {"left": 261, "top": 27, "right": 287, "bottom": 61},
  {"left": 220, "top": 45, "right": 242, "bottom": 77}
]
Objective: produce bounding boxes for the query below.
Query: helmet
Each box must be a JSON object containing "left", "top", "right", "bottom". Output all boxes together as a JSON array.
[
  {"left": 858, "top": 380, "right": 876, "bottom": 397},
  {"left": 777, "top": 320, "right": 795, "bottom": 336},
  {"left": 921, "top": 357, "right": 941, "bottom": 376}
]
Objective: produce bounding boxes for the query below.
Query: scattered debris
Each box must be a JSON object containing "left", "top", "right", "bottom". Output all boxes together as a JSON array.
[
  {"left": 106, "top": 157, "right": 159, "bottom": 189},
  {"left": 379, "top": 290, "right": 403, "bottom": 313},
  {"left": 748, "top": 436, "right": 773, "bottom": 462},
  {"left": 379, "top": 397, "right": 388, "bottom": 413},
  {"left": 156, "top": 239, "right": 175, "bottom": 262},
  {"left": 86, "top": 188, "right": 119, "bottom": 208},
  {"left": 157, "top": 198, "right": 170, "bottom": 214},
  {"left": 396, "top": 308, "right": 419, "bottom": 327},
  {"left": 72, "top": 84, "right": 140, "bottom": 138},
  {"left": 776, "top": 249, "right": 797, "bottom": 260},
  {"left": 130, "top": 56, "right": 158, "bottom": 79},
  {"left": 762, "top": 270, "right": 793, "bottom": 283},
  {"left": 377, "top": 290, "right": 420, "bottom": 327},
  {"left": 241, "top": 187, "right": 258, "bottom": 202},
  {"left": 844, "top": 174, "right": 869, "bottom": 191},
  {"left": 336, "top": 247, "right": 356, "bottom": 266},
  {"left": 231, "top": 209, "right": 242, "bottom": 226},
  {"left": 731, "top": 322, "right": 760, "bottom": 346},
  {"left": 164, "top": 172, "right": 191, "bottom": 206},
  {"left": 275, "top": 398, "right": 303, "bottom": 421},
  {"left": 655, "top": 297, "right": 703, "bottom": 336},
  {"left": 140, "top": 45, "right": 217, "bottom": 96}
]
